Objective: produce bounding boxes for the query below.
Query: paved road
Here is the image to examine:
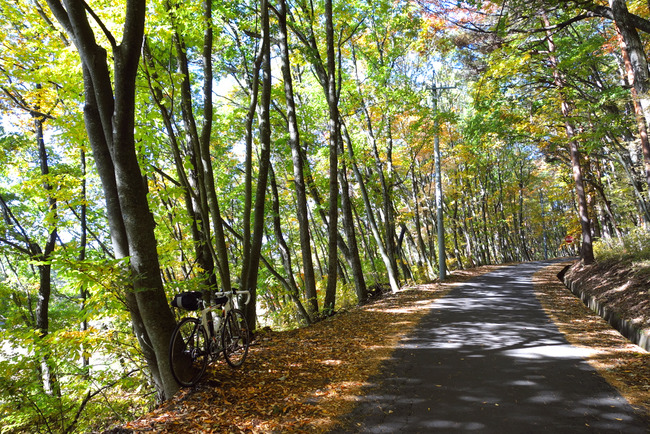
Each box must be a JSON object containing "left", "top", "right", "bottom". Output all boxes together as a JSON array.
[{"left": 335, "top": 261, "right": 649, "bottom": 433}]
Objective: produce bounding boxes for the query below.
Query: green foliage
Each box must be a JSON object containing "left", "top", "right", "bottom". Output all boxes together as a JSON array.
[
  {"left": 0, "top": 333, "right": 152, "bottom": 434},
  {"left": 0, "top": 0, "right": 648, "bottom": 429},
  {"left": 0, "top": 249, "right": 155, "bottom": 433},
  {"left": 594, "top": 229, "right": 650, "bottom": 264}
]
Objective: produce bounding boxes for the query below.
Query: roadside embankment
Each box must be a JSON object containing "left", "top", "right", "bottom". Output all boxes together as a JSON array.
[{"left": 559, "top": 261, "right": 650, "bottom": 351}]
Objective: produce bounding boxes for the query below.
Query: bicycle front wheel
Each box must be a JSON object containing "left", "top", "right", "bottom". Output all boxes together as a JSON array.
[
  {"left": 169, "top": 317, "right": 209, "bottom": 387},
  {"left": 222, "top": 309, "right": 250, "bottom": 368}
]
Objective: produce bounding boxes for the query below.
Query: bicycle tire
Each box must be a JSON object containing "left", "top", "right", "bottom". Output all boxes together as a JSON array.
[
  {"left": 169, "top": 317, "right": 209, "bottom": 387},
  {"left": 222, "top": 309, "right": 250, "bottom": 368}
]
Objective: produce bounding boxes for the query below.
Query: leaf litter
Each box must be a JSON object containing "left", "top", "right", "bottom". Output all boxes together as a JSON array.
[
  {"left": 534, "top": 261, "right": 650, "bottom": 417},
  {"left": 108, "top": 263, "right": 649, "bottom": 432}
]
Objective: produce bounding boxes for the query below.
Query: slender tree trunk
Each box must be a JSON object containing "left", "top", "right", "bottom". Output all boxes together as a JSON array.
[
  {"left": 411, "top": 164, "right": 435, "bottom": 277},
  {"left": 240, "top": 21, "right": 265, "bottom": 304},
  {"left": 352, "top": 201, "right": 381, "bottom": 281},
  {"left": 610, "top": 137, "right": 650, "bottom": 222},
  {"left": 350, "top": 51, "right": 400, "bottom": 291},
  {"left": 277, "top": 0, "right": 318, "bottom": 316},
  {"left": 199, "top": 0, "right": 231, "bottom": 292},
  {"left": 590, "top": 158, "right": 624, "bottom": 240},
  {"left": 269, "top": 166, "right": 311, "bottom": 324},
  {"left": 79, "top": 149, "right": 90, "bottom": 370},
  {"left": 34, "top": 115, "right": 59, "bottom": 396},
  {"left": 168, "top": 0, "right": 231, "bottom": 292},
  {"left": 142, "top": 45, "right": 210, "bottom": 285},
  {"left": 244, "top": 0, "right": 273, "bottom": 328},
  {"left": 323, "top": 0, "right": 339, "bottom": 313},
  {"left": 343, "top": 126, "right": 400, "bottom": 291},
  {"left": 172, "top": 29, "right": 218, "bottom": 287},
  {"left": 382, "top": 125, "right": 400, "bottom": 281},
  {"left": 543, "top": 13, "right": 594, "bottom": 264},
  {"left": 338, "top": 157, "right": 368, "bottom": 303},
  {"left": 517, "top": 175, "right": 532, "bottom": 262},
  {"left": 451, "top": 200, "right": 464, "bottom": 270}
]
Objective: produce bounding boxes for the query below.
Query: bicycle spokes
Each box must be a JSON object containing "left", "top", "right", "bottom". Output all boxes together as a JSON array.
[
  {"left": 223, "top": 309, "right": 250, "bottom": 368},
  {"left": 169, "top": 318, "right": 209, "bottom": 387}
]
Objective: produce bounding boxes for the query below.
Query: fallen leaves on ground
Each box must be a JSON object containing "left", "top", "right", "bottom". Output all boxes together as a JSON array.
[
  {"left": 564, "top": 260, "right": 650, "bottom": 330},
  {"left": 534, "top": 262, "right": 650, "bottom": 415},
  {"left": 115, "top": 266, "right": 499, "bottom": 433},
  {"left": 112, "top": 262, "right": 649, "bottom": 433}
]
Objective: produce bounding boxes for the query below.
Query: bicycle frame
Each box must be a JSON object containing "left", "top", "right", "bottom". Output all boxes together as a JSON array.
[
  {"left": 199, "top": 290, "right": 250, "bottom": 355},
  {"left": 169, "top": 289, "right": 251, "bottom": 387}
]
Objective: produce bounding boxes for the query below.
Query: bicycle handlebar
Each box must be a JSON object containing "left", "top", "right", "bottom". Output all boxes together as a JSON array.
[{"left": 214, "top": 289, "right": 251, "bottom": 305}]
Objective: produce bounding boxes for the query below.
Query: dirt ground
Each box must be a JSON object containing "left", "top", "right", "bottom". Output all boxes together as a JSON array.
[{"left": 111, "top": 261, "right": 649, "bottom": 433}]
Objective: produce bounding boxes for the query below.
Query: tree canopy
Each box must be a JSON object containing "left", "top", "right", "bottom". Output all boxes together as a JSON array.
[{"left": 1, "top": 0, "right": 649, "bottom": 431}]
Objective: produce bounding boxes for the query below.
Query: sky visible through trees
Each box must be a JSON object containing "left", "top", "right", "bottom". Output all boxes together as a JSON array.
[{"left": 1, "top": 0, "right": 649, "bottom": 431}]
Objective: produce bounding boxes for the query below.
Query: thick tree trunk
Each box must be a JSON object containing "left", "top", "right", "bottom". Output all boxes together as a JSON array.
[
  {"left": 611, "top": 14, "right": 650, "bottom": 203},
  {"left": 610, "top": 0, "right": 650, "bottom": 120},
  {"left": 46, "top": 0, "right": 179, "bottom": 399}
]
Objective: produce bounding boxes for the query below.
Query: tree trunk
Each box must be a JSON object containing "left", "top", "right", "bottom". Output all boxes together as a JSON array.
[
  {"left": 323, "top": 0, "right": 339, "bottom": 313},
  {"left": 543, "top": 13, "right": 594, "bottom": 264},
  {"left": 240, "top": 18, "right": 265, "bottom": 308},
  {"left": 350, "top": 49, "right": 400, "bottom": 291},
  {"left": 411, "top": 164, "right": 435, "bottom": 277},
  {"left": 269, "top": 166, "right": 312, "bottom": 324},
  {"left": 244, "top": 0, "right": 273, "bottom": 328},
  {"left": 611, "top": 13, "right": 650, "bottom": 203},
  {"left": 172, "top": 29, "right": 218, "bottom": 288},
  {"left": 141, "top": 43, "right": 212, "bottom": 287},
  {"left": 277, "top": 0, "right": 318, "bottom": 316},
  {"left": 45, "top": 0, "right": 179, "bottom": 399},
  {"left": 199, "top": 0, "right": 231, "bottom": 292},
  {"left": 343, "top": 126, "right": 400, "bottom": 291},
  {"left": 338, "top": 157, "right": 368, "bottom": 303}
]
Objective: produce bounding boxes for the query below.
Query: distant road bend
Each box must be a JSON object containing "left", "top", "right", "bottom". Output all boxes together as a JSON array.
[{"left": 336, "top": 261, "right": 649, "bottom": 433}]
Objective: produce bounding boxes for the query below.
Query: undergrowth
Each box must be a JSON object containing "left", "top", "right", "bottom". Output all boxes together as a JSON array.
[
  {"left": 594, "top": 228, "right": 650, "bottom": 263},
  {"left": 593, "top": 228, "right": 650, "bottom": 286}
]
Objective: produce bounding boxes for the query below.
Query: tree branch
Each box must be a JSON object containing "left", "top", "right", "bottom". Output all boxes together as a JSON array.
[{"left": 79, "top": 0, "right": 117, "bottom": 49}]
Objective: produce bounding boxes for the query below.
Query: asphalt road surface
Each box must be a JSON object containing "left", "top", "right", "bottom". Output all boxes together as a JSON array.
[{"left": 334, "top": 261, "right": 649, "bottom": 433}]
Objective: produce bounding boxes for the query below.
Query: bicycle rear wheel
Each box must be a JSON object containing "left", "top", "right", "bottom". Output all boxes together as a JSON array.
[
  {"left": 222, "top": 309, "right": 250, "bottom": 368},
  {"left": 169, "top": 317, "right": 209, "bottom": 387}
]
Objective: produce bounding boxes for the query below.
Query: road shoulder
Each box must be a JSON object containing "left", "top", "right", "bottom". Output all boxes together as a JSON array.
[{"left": 534, "top": 261, "right": 650, "bottom": 419}]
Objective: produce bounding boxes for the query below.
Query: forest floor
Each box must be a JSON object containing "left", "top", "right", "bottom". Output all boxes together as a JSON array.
[{"left": 109, "top": 260, "right": 650, "bottom": 433}]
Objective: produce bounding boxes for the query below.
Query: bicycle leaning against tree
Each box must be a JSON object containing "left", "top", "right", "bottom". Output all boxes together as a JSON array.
[{"left": 168, "top": 288, "right": 251, "bottom": 387}]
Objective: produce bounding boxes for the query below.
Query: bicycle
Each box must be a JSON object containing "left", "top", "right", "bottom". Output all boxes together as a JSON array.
[{"left": 168, "top": 289, "right": 251, "bottom": 387}]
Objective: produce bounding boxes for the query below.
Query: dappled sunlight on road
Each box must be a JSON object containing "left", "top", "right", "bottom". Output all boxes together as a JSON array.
[
  {"left": 502, "top": 342, "right": 598, "bottom": 359},
  {"left": 533, "top": 263, "right": 650, "bottom": 417},
  {"left": 337, "top": 261, "right": 649, "bottom": 433}
]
